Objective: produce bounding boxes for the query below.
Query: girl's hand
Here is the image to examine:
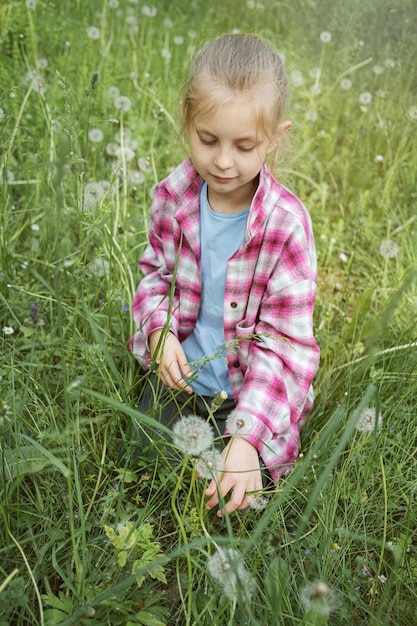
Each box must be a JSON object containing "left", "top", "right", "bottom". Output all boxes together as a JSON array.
[
  {"left": 149, "top": 329, "right": 193, "bottom": 393},
  {"left": 205, "top": 438, "right": 263, "bottom": 516}
]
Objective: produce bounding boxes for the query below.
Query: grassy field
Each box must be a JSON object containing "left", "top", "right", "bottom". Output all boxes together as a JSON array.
[{"left": 1, "top": 0, "right": 416, "bottom": 624}]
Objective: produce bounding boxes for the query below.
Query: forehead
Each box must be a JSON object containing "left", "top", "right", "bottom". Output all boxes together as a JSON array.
[
  {"left": 193, "top": 93, "right": 268, "bottom": 138},
  {"left": 190, "top": 81, "right": 274, "bottom": 139}
]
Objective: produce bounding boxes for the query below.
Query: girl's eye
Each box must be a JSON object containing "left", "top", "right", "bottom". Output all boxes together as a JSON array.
[
  {"left": 198, "top": 135, "right": 216, "bottom": 146},
  {"left": 238, "top": 146, "right": 255, "bottom": 153}
]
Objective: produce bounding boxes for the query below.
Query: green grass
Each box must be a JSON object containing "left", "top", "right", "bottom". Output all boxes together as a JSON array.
[{"left": 1, "top": 0, "right": 416, "bottom": 624}]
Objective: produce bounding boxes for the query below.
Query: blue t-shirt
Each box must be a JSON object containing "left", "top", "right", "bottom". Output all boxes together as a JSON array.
[{"left": 182, "top": 182, "right": 249, "bottom": 396}]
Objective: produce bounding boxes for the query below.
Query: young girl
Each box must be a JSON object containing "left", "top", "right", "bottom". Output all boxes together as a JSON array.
[{"left": 130, "top": 33, "right": 320, "bottom": 516}]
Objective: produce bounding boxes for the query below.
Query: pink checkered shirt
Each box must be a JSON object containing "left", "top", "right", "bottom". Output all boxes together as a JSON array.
[{"left": 130, "top": 158, "right": 320, "bottom": 481}]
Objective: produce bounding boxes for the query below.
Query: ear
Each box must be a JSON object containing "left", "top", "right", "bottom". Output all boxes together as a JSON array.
[{"left": 267, "top": 120, "right": 292, "bottom": 152}]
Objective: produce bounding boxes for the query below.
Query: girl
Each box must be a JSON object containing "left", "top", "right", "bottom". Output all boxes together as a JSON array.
[{"left": 130, "top": 33, "right": 320, "bottom": 516}]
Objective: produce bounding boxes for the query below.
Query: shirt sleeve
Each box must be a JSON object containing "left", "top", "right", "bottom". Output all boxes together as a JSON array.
[
  {"left": 226, "top": 213, "right": 320, "bottom": 482},
  {"left": 130, "top": 189, "right": 181, "bottom": 362}
]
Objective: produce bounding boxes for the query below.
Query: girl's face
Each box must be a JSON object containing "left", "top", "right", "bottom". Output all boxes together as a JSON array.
[{"left": 189, "top": 93, "right": 289, "bottom": 214}]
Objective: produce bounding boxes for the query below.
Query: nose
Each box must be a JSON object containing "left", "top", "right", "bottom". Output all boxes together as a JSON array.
[{"left": 213, "top": 146, "right": 233, "bottom": 171}]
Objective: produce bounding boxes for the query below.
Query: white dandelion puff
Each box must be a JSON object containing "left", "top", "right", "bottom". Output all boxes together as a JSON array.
[
  {"left": 88, "top": 128, "right": 104, "bottom": 143},
  {"left": 247, "top": 493, "right": 269, "bottom": 511},
  {"left": 86, "top": 26, "right": 100, "bottom": 40},
  {"left": 195, "top": 449, "right": 224, "bottom": 480},
  {"left": 356, "top": 407, "right": 383, "bottom": 433},
  {"left": 172, "top": 415, "right": 214, "bottom": 455},
  {"left": 207, "top": 547, "right": 255, "bottom": 601},
  {"left": 300, "top": 580, "right": 339, "bottom": 616},
  {"left": 408, "top": 106, "right": 417, "bottom": 120},
  {"left": 320, "top": 31, "right": 332, "bottom": 43},
  {"left": 226, "top": 410, "right": 255, "bottom": 436},
  {"left": 379, "top": 238, "right": 399, "bottom": 259},
  {"left": 359, "top": 91, "right": 372, "bottom": 105},
  {"left": 114, "top": 95, "right": 131, "bottom": 112},
  {"left": 141, "top": 5, "right": 157, "bottom": 17},
  {"left": 340, "top": 78, "right": 352, "bottom": 90},
  {"left": 290, "top": 70, "right": 304, "bottom": 87}
]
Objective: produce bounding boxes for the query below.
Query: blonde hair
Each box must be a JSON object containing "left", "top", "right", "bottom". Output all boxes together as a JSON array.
[{"left": 181, "top": 33, "right": 288, "bottom": 141}]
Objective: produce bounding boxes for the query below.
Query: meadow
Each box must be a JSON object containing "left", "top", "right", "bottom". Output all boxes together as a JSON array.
[{"left": 1, "top": 0, "right": 416, "bottom": 624}]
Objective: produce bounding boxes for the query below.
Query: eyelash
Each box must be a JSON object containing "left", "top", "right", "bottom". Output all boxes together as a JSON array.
[{"left": 198, "top": 136, "right": 255, "bottom": 152}]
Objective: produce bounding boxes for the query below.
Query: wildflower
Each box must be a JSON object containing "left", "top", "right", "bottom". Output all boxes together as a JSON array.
[
  {"left": 225, "top": 410, "right": 255, "bottom": 436},
  {"left": 210, "top": 389, "right": 228, "bottom": 413},
  {"left": 2, "top": 326, "right": 14, "bottom": 335},
  {"left": 375, "top": 154, "right": 384, "bottom": 162},
  {"left": 300, "top": 580, "right": 339, "bottom": 616},
  {"left": 310, "top": 84, "right": 322, "bottom": 96},
  {"left": 356, "top": 407, "right": 383, "bottom": 433},
  {"left": 108, "top": 85, "right": 120, "bottom": 98},
  {"left": 320, "top": 31, "right": 332, "bottom": 43},
  {"left": 339, "top": 252, "right": 348, "bottom": 263},
  {"left": 88, "top": 128, "right": 104, "bottom": 143},
  {"left": 378, "top": 574, "right": 387, "bottom": 583},
  {"left": 128, "top": 170, "right": 145, "bottom": 185},
  {"left": 407, "top": 106, "right": 417, "bottom": 120},
  {"left": 290, "top": 70, "right": 304, "bottom": 87},
  {"left": 83, "top": 180, "right": 109, "bottom": 210},
  {"left": 195, "top": 449, "right": 224, "bottom": 480},
  {"left": 114, "top": 96, "right": 131, "bottom": 112},
  {"left": 86, "top": 26, "right": 100, "bottom": 40},
  {"left": 172, "top": 415, "right": 214, "bottom": 455},
  {"left": 207, "top": 547, "right": 255, "bottom": 602},
  {"left": 340, "top": 78, "right": 352, "bottom": 90},
  {"left": 141, "top": 5, "right": 157, "bottom": 16},
  {"left": 247, "top": 493, "right": 269, "bottom": 511},
  {"left": 379, "top": 238, "right": 399, "bottom": 259},
  {"left": 332, "top": 542, "right": 341, "bottom": 552},
  {"left": 359, "top": 91, "right": 372, "bottom": 105},
  {"left": 30, "top": 223, "right": 40, "bottom": 231}
]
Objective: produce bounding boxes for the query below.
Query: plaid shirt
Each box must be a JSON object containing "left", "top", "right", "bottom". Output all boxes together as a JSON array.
[{"left": 130, "top": 158, "right": 320, "bottom": 481}]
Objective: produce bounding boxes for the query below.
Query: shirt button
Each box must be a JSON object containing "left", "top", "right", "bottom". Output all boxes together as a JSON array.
[{"left": 230, "top": 302, "right": 238, "bottom": 308}]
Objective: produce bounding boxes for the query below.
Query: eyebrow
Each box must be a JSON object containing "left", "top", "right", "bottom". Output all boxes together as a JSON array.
[{"left": 195, "top": 128, "right": 258, "bottom": 143}]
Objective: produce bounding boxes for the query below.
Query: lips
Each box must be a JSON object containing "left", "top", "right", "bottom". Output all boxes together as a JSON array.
[{"left": 212, "top": 174, "right": 236, "bottom": 183}]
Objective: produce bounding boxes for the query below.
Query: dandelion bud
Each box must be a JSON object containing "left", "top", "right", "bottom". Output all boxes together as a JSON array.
[{"left": 210, "top": 390, "right": 228, "bottom": 413}]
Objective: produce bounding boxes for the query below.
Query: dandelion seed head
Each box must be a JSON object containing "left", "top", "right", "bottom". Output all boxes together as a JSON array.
[
  {"left": 30, "top": 223, "right": 40, "bottom": 231},
  {"left": 161, "top": 48, "right": 172, "bottom": 60},
  {"left": 408, "top": 106, "right": 417, "bottom": 120},
  {"left": 359, "top": 91, "right": 372, "bottom": 105},
  {"left": 320, "top": 31, "right": 332, "bottom": 43},
  {"left": 195, "top": 449, "right": 224, "bottom": 480},
  {"left": 290, "top": 70, "right": 304, "bottom": 87},
  {"left": 379, "top": 238, "right": 399, "bottom": 259},
  {"left": 356, "top": 407, "right": 383, "bottom": 432},
  {"left": 340, "top": 78, "right": 352, "bottom": 90},
  {"left": 247, "top": 493, "right": 269, "bottom": 511},
  {"left": 226, "top": 410, "right": 255, "bottom": 435},
  {"left": 88, "top": 128, "right": 104, "bottom": 143},
  {"left": 300, "top": 580, "right": 339, "bottom": 616},
  {"left": 86, "top": 26, "right": 100, "bottom": 40},
  {"left": 172, "top": 415, "right": 214, "bottom": 455},
  {"left": 208, "top": 548, "right": 243, "bottom": 581},
  {"left": 373, "top": 64, "right": 383, "bottom": 75},
  {"left": 26, "top": 0, "right": 36, "bottom": 9},
  {"left": 114, "top": 95, "right": 131, "bottom": 112},
  {"left": 141, "top": 5, "right": 157, "bottom": 17},
  {"left": 108, "top": 85, "right": 120, "bottom": 99}
]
